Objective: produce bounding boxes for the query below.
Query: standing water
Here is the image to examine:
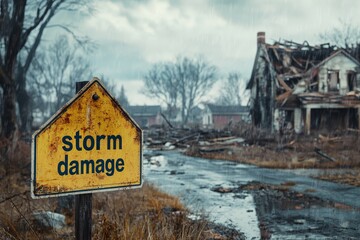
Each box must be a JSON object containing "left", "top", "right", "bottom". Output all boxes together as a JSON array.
[{"left": 144, "top": 150, "right": 261, "bottom": 239}]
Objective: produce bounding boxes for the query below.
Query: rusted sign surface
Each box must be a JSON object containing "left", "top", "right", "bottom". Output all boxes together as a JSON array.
[{"left": 31, "top": 78, "right": 142, "bottom": 198}]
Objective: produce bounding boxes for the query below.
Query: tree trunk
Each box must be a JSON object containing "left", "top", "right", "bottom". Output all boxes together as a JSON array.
[
  {"left": 16, "top": 68, "right": 31, "bottom": 133},
  {"left": 2, "top": 83, "right": 18, "bottom": 139}
]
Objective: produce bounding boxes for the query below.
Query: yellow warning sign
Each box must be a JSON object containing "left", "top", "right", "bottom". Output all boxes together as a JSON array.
[{"left": 31, "top": 78, "right": 142, "bottom": 198}]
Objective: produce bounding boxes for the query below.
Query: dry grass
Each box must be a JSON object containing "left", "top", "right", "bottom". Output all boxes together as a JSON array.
[
  {"left": 0, "top": 139, "right": 215, "bottom": 240},
  {"left": 189, "top": 134, "right": 360, "bottom": 168},
  {"left": 92, "top": 183, "right": 209, "bottom": 240},
  {"left": 316, "top": 169, "right": 360, "bottom": 187}
]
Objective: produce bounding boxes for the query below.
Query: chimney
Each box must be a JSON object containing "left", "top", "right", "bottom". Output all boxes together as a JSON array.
[{"left": 257, "top": 32, "right": 265, "bottom": 46}]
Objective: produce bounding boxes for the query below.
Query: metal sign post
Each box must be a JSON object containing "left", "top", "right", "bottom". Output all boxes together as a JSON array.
[
  {"left": 31, "top": 78, "right": 143, "bottom": 239},
  {"left": 75, "top": 81, "right": 92, "bottom": 240}
]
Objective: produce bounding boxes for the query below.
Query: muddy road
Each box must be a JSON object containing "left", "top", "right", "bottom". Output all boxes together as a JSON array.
[{"left": 144, "top": 150, "right": 360, "bottom": 239}]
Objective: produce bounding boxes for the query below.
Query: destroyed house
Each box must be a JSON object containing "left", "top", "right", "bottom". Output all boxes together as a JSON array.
[
  {"left": 127, "top": 105, "right": 163, "bottom": 128},
  {"left": 202, "top": 104, "right": 249, "bottom": 130},
  {"left": 247, "top": 32, "right": 360, "bottom": 134}
]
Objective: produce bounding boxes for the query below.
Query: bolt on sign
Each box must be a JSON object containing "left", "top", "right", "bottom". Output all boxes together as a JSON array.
[{"left": 31, "top": 78, "right": 142, "bottom": 198}]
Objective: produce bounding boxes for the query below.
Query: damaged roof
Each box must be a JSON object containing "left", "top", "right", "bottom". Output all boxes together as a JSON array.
[
  {"left": 247, "top": 38, "right": 360, "bottom": 90},
  {"left": 248, "top": 34, "right": 360, "bottom": 108}
]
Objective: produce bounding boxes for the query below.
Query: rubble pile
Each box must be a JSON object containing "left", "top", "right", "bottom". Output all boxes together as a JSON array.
[{"left": 144, "top": 127, "right": 242, "bottom": 150}]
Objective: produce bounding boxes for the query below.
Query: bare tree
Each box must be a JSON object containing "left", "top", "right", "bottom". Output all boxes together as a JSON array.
[
  {"left": 143, "top": 56, "right": 217, "bottom": 124},
  {"left": 27, "top": 35, "right": 92, "bottom": 121},
  {"left": 117, "top": 85, "right": 129, "bottom": 108},
  {"left": 143, "top": 62, "right": 179, "bottom": 120},
  {"left": 319, "top": 18, "right": 360, "bottom": 48},
  {"left": 217, "top": 72, "right": 244, "bottom": 106},
  {"left": 0, "top": 0, "right": 92, "bottom": 138},
  {"left": 175, "top": 56, "right": 217, "bottom": 124}
]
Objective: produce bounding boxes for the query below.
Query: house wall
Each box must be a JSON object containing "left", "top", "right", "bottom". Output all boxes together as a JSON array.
[
  {"left": 250, "top": 44, "right": 275, "bottom": 130},
  {"left": 133, "top": 115, "right": 162, "bottom": 128},
  {"left": 213, "top": 115, "right": 242, "bottom": 130},
  {"left": 202, "top": 106, "right": 213, "bottom": 128},
  {"left": 148, "top": 114, "right": 163, "bottom": 126},
  {"left": 318, "top": 53, "right": 359, "bottom": 94}
]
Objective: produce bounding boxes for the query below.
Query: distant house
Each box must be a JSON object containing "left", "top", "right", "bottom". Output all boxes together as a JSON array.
[
  {"left": 202, "top": 104, "right": 250, "bottom": 129},
  {"left": 247, "top": 32, "right": 360, "bottom": 134},
  {"left": 126, "top": 105, "right": 163, "bottom": 128},
  {"left": 188, "top": 106, "right": 203, "bottom": 125}
]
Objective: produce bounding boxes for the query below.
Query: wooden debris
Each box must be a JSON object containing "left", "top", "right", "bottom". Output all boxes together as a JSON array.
[
  {"left": 199, "top": 148, "right": 227, "bottom": 153},
  {"left": 318, "top": 134, "right": 341, "bottom": 143},
  {"left": 160, "top": 113, "right": 174, "bottom": 128},
  {"left": 276, "top": 75, "right": 293, "bottom": 91},
  {"left": 314, "top": 147, "right": 336, "bottom": 162},
  {"left": 347, "top": 128, "right": 360, "bottom": 133},
  {"left": 211, "top": 186, "right": 233, "bottom": 193},
  {"left": 145, "top": 127, "right": 241, "bottom": 149}
]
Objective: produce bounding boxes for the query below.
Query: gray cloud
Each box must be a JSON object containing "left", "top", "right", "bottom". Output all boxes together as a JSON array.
[{"left": 55, "top": 0, "right": 360, "bottom": 104}]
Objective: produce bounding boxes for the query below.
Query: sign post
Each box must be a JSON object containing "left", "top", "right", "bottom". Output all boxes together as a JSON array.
[
  {"left": 31, "top": 78, "right": 142, "bottom": 239},
  {"left": 74, "top": 81, "right": 92, "bottom": 240}
]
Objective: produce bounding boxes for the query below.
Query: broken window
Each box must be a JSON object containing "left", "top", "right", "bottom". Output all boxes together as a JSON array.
[
  {"left": 327, "top": 70, "right": 339, "bottom": 92},
  {"left": 347, "top": 71, "right": 356, "bottom": 91}
]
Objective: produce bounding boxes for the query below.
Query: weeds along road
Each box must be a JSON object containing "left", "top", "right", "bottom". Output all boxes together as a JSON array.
[{"left": 144, "top": 150, "right": 360, "bottom": 239}]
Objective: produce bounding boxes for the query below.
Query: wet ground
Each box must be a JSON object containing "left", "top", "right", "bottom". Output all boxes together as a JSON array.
[{"left": 144, "top": 150, "right": 360, "bottom": 239}]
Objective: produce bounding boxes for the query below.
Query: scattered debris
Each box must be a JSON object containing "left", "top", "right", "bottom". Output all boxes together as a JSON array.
[
  {"left": 211, "top": 186, "right": 234, "bottom": 194},
  {"left": 170, "top": 170, "right": 185, "bottom": 175},
  {"left": 32, "top": 211, "right": 66, "bottom": 230},
  {"left": 145, "top": 127, "right": 243, "bottom": 150}
]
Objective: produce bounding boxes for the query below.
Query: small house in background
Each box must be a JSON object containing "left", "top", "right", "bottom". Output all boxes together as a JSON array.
[
  {"left": 188, "top": 106, "right": 203, "bottom": 126},
  {"left": 247, "top": 32, "right": 360, "bottom": 135},
  {"left": 127, "top": 105, "right": 163, "bottom": 128},
  {"left": 202, "top": 104, "right": 250, "bottom": 130}
]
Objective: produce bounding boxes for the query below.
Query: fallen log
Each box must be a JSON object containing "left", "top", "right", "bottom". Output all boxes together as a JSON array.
[
  {"left": 199, "top": 147, "right": 227, "bottom": 153},
  {"left": 210, "top": 136, "right": 237, "bottom": 142},
  {"left": 347, "top": 128, "right": 360, "bottom": 133},
  {"left": 318, "top": 134, "right": 341, "bottom": 143},
  {"left": 173, "top": 133, "right": 199, "bottom": 145},
  {"left": 314, "top": 147, "right": 336, "bottom": 162},
  {"left": 160, "top": 113, "right": 174, "bottom": 128},
  {"left": 245, "top": 138, "right": 276, "bottom": 146}
]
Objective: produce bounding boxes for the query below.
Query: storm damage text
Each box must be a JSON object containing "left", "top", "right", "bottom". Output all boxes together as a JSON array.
[{"left": 57, "top": 131, "right": 125, "bottom": 176}]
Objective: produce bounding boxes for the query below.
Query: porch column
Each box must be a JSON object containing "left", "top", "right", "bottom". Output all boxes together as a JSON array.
[
  {"left": 273, "top": 109, "right": 280, "bottom": 131},
  {"left": 294, "top": 108, "right": 302, "bottom": 134},
  {"left": 305, "top": 107, "right": 311, "bottom": 135}
]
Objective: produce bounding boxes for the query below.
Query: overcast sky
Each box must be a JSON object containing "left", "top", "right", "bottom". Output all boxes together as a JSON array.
[{"left": 59, "top": 0, "right": 360, "bottom": 106}]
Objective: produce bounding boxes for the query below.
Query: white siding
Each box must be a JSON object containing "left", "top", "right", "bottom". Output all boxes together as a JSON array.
[{"left": 319, "top": 53, "right": 359, "bottom": 95}]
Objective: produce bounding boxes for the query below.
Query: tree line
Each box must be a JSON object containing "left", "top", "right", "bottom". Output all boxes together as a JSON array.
[
  {"left": 0, "top": 0, "right": 94, "bottom": 140},
  {"left": 0, "top": 0, "right": 124, "bottom": 143},
  {"left": 142, "top": 56, "right": 246, "bottom": 124},
  {"left": 0, "top": 0, "right": 356, "bottom": 144}
]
